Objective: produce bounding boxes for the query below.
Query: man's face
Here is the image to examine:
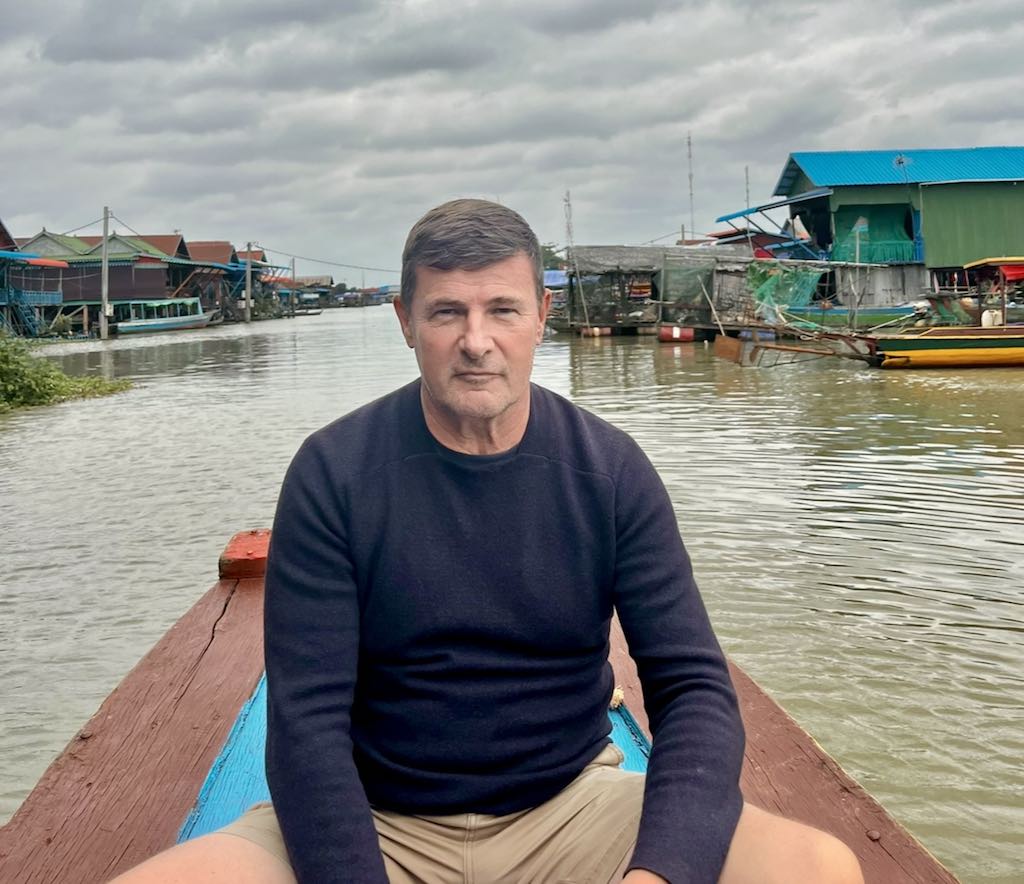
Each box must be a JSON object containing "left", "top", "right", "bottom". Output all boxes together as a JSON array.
[{"left": 394, "top": 252, "right": 550, "bottom": 429}]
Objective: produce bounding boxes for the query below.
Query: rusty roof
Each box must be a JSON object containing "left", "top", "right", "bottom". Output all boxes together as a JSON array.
[
  {"left": 187, "top": 241, "right": 238, "bottom": 264},
  {"left": 140, "top": 234, "right": 188, "bottom": 258},
  {"left": 236, "top": 249, "right": 267, "bottom": 263}
]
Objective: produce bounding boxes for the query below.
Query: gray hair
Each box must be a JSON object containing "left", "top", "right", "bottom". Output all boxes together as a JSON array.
[{"left": 400, "top": 199, "right": 544, "bottom": 309}]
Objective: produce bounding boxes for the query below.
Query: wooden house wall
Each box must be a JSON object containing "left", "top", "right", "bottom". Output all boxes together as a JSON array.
[
  {"left": 8, "top": 264, "right": 171, "bottom": 301},
  {"left": 0, "top": 220, "right": 15, "bottom": 251}
]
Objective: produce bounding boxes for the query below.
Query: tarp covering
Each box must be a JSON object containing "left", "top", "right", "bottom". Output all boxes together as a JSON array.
[
  {"left": 1000, "top": 264, "right": 1024, "bottom": 281},
  {"left": 0, "top": 249, "right": 69, "bottom": 268},
  {"left": 831, "top": 205, "right": 914, "bottom": 264}
]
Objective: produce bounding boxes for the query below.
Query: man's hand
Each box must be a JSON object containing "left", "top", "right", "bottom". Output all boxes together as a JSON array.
[{"left": 622, "top": 870, "right": 669, "bottom": 884}]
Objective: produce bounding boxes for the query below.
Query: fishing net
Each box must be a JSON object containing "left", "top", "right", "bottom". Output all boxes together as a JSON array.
[
  {"left": 660, "top": 261, "right": 716, "bottom": 324},
  {"left": 831, "top": 205, "right": 915, "bottom": 264},
  {"left": 747, "top": 262, "right": 824, "bottom": 324}
]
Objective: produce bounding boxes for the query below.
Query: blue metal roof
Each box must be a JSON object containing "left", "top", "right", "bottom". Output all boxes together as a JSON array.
[{"left": 774, "top": 146, "right": 1024, "bottom": 195}]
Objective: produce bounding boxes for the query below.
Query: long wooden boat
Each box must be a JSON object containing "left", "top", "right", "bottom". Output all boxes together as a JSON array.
[
  {"left": 830, "top": 324, "right": 1024, "bottom": 369},
  {"left": 113, "top": 312, "right": 213, "bottom": 334},
  {"left": 0, "top": 531, "right": 958, "bottom": 883}
]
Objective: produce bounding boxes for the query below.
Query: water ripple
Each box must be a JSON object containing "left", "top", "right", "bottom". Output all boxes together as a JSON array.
[{"left": 1, "top": 319, "right": 1021, "bottom": 882}]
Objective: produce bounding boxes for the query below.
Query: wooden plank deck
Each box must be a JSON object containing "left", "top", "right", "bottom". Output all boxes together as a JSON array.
[{"left": 0, "top": 533, "right": 958, "bottom": 883}]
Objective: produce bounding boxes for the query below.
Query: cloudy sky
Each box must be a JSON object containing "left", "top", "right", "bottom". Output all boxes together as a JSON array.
[{"left": 3, "top": 0, "right": 1022, "bottom": 284}]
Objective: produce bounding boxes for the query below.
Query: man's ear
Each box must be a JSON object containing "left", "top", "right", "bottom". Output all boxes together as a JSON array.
[
  {"left": 393, "top": 298, "right": 415, "bottom": 348},
  {"left": 536, "top": 288, "right": 552, "bottom": 343}
]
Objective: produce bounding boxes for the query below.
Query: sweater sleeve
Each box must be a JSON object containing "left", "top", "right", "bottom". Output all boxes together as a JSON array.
[
  {"left": 613, "top": 443, "right": 745, "bottom": 884},
  {"left": 263, "top": 438, "right": 389, "bottom": 884}
]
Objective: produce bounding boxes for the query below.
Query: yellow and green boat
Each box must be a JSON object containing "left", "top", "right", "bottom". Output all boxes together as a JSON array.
[
  {"left": 827, "top": 259, "right": 1024, "bottom": 369},
  {"left": 859, "top": 325, "right": 1024, "bottom": 368}
]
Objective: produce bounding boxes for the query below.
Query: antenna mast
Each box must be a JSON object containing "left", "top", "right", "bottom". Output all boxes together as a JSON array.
[
  {"left": 564, "top": 190, "right": 590, "bottom": 329},
  {"left": 687, "top": 132, "right": 696, "bottom": 242}
]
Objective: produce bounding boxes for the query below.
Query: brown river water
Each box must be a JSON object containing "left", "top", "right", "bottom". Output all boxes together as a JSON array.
[{"left": 1, "top": 308, "right": 1021, "bottom": 882}]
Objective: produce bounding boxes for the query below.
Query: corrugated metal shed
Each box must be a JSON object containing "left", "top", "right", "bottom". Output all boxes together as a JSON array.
[
  {"left": 568, "top": 245, "right": 729, "bottom": 274},
  {"left": 775, "top": 147, "right": 1024, "bottom": 195}
]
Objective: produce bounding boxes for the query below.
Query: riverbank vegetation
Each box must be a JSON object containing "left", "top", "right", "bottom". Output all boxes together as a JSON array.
[{"left": 0, "top": 334, "right": 131, "bottom": 412}]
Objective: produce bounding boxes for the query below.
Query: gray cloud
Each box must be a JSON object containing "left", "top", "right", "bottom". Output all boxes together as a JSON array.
[{"left": 4, "top": 0, "right": 1023, "bottom": 278}]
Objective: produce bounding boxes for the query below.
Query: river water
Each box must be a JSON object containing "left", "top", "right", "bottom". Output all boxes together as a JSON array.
[{"left": 1, "top": 308, "right": 1021, "bottom": 882}]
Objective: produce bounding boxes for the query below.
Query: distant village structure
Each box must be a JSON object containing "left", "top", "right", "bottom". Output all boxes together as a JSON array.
[
  {"left": 554, "top": 146, "right": 1024, "bottom": 335},
  {"left": 0, "top": 219, "right": 401, "bottom": 336},
  {"left": 4, "top": 147, "right": 1023, "bottom": 337}
]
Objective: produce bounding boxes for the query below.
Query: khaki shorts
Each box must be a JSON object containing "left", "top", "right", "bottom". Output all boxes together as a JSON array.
[{"left": 220, "top": 744, "right": 645, "bottom": 883}]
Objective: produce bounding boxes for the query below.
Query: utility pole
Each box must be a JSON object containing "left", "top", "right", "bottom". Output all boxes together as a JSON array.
[
  {"left": 290, "top": 257, "right": 296, "bottom": 315},
  {"left": 564, "top": 190, "right": 589, "bottom": 329},
  {"left": 244, "top": 241, "right": 253, "bottom": 323},
  {"left": 100, "top": 206, "right": 110, "bottom": 340}
]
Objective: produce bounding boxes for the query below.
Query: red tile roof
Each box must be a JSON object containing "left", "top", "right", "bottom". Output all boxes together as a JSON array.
[
  {"left": 138, "top": 234, "right": 188, "bottom": 258},
  {"left": 236, "top": 249, "right": 267, "bottom": 263}
]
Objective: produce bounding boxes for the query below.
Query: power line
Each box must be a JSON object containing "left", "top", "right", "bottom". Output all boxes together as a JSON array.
[
  {"left": 110, "top": 214, "right": 143, "bottom": 238},
  {"left": 60, "top": 217, "right": 105, "bottom": 236},
  {"left": 641, "top": 231, "right": 682, "bottom": 244},
  {"left": 256, "top": 243, "right": 399, "bottom": 275}
]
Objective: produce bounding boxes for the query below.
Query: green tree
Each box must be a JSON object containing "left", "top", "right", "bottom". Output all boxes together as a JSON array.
[{"left": 541, "top": 243, "right": 566, "bottom": 270}]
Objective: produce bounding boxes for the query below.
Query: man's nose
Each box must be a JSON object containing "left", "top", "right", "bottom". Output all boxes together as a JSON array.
[{"left": 460, "top": 311, "right": 492, "bottom": 358}]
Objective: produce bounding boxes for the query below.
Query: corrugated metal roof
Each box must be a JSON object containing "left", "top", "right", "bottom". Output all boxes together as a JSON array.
[{"left": 774, "top": 146, "right": 1024, "bottom": 195}]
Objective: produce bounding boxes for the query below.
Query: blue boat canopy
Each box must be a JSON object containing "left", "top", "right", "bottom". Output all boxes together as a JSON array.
[{"left": 715, "top": 188, "right": 833, "bottom": 224}]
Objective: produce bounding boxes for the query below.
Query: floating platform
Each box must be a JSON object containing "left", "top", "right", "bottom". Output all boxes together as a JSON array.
[{"left": 0, "top": 531, "right": 958, "bottom": 883}]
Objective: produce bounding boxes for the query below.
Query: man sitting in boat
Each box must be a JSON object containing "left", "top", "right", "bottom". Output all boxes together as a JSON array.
[{"left": 115, "top": 200, "right": 862, "bottom": 884}]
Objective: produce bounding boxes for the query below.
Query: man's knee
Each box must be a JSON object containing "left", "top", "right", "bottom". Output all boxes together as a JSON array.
[
  {"left": 721, "top": 803, "right": 864, "bottom": 884},
  {"left": 804, "top": 829, "right": 864, "bottom": 884}
]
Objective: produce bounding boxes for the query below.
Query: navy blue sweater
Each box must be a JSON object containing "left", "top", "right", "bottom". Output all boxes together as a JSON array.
[{"left": 264, "top": 380, "right": 744, "bottom": 883}]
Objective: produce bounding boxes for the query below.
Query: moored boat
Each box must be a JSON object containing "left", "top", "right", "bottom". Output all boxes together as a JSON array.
[
  {"left": 822, "top": 261, "right": 1024, "bottom": 368},
  {"left": 111, "top": 296, "right": 212, "bottom": 335},
  {"left": 113, "top": 312, "right": 213, "bottom": 334},
  {"left": 0, "top": 532, "right": 958, "bottom": 883}
]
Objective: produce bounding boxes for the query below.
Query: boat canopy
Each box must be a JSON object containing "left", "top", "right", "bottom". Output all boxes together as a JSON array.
[
  {"left": 0, "top": 249, "right": 69, "bottom": 268},
  {"left": 714, "top": 188, "right": 833, "bottom": 224},
  {"left": 963, "top": 257, "right": 1024, "bottom": 281}
]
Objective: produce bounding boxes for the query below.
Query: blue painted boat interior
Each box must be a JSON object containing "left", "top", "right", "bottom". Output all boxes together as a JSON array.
[{"left": 178, "top": 675, "right": 651, "bottom": 842}]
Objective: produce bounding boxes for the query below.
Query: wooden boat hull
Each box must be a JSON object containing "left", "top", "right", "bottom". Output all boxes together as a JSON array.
[
  {"left": 0, "top": 531, "right": 959, "bottom": 884},
  {"left": 114, "top": 313, "right": 213, "bottom": 334},
  {"left": 874, "top": 327, "right": 1024, "bottom": 369}
]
